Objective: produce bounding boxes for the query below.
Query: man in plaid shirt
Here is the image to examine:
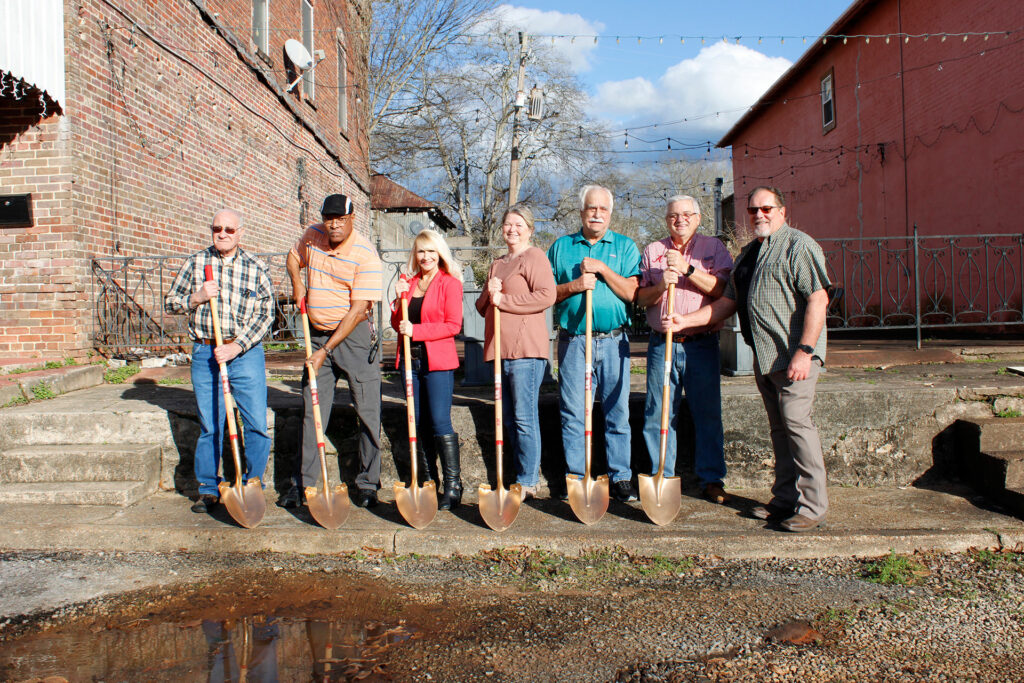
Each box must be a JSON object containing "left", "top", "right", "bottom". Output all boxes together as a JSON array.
[
  {"left": 665, "top": 186, "right": 831, "bottom": 533},
  {"left": 164, "top": 209, "right": 275, "bottom": 513}
]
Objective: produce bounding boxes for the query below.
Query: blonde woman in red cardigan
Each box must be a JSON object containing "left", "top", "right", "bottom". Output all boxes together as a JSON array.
[
  {"left": 475, "top": 205, "right": 556, "bottom": 501},
  {"left": 391, "top": 229, "right": 465, "bottom": 509}
]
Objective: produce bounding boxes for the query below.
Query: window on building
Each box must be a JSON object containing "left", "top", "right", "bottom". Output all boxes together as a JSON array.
[
  {"left": 821, "top": 68, "right": 836, "bottom": 134},
  {"left": 252, "top": 0, "right": 269, "bottom": 56},
  {"left": 337, "top": 29, "right": 347, "bottom": 135},
  {"left": 301, "top": 0, "right": 314, "bottom": 100}
]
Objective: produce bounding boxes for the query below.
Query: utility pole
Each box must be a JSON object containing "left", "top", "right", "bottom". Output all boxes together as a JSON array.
[
  {"left": 714, "top": 177, "right": 724, "bottom": 237},
  {"left": 508, "top": 32, "right": 528, "bottom": 207}
]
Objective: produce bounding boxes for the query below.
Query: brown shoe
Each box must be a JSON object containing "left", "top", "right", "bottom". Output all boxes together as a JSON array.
[
  {"left": 702, "top": 483, "right": 730, "bottom": 505},
  {"left": 751, "top": 503, "right": 794, "bottom": 520},
  {"left": 779, "top": 513, "right": 824, "bottom": 532}
]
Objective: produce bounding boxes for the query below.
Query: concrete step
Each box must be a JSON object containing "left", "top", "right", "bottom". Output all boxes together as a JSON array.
[
  {"left": 0, "top": 444, "right": 161, "bottom": 483},
  {"left": 972, "top": 417, "right": 1024, "bottom": 452},
  {"left": 974, "top": 450, "right": 1024, "bottom": 493},
  {"left": 0, "top": 481, "right": 155, "bottom": 506}
]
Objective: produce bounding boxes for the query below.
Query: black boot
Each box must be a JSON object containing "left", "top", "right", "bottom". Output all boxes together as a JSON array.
[{"left": 435, "top": 433, "right": 462, "bottom": 510}]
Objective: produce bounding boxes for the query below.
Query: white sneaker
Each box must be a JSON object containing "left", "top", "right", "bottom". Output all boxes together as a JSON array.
[{"left": 519, "top": 486, "right": 536, "bottom": 502}]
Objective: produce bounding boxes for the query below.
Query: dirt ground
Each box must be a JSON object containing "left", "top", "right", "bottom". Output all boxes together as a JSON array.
[{"left": 2, "top": 547, "right": 1024, "bottom": 682}]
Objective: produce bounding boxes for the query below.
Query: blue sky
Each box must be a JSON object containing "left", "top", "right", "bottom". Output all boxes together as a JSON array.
[{"left": 490, "top": 1, "right": 854, "bottom": 146}]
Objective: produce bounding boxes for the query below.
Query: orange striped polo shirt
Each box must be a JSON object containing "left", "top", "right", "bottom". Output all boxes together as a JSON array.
[{"left": 291, "top": 225, "right": 383, "bottom": 331}]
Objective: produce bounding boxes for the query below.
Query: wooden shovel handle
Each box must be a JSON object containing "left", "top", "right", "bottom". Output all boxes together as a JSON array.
[{"left": 204, "top": 265, "right": 243, "bottom": 485}]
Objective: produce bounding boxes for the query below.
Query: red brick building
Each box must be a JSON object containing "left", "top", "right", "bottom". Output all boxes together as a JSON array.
[
  {"left": 0, "top": 0, "right": 370, "bottom": 364},
  {"left": 719, "top": 0, "right": 1024, "bottom": 240}
]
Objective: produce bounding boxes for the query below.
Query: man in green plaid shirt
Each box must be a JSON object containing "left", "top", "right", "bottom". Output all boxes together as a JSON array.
[
  {"left": 664, "top": 186, "right": 831, "bottom": 533},
  {"left": 164, "top": 209, "right": 275, "bottom": 514}
]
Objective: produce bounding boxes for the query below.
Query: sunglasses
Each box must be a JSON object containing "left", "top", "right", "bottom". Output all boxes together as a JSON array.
[
  {"left": 210, "top": 226, "right": 238, "bottom": 234},
  {"left": 746, "top": 205, "right": 778, "bottom": 216}
]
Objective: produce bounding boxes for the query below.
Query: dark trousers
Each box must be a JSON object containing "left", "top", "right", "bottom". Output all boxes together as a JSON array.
[{"left": 299, "top": 320, "right": 381, "bottom": 491}]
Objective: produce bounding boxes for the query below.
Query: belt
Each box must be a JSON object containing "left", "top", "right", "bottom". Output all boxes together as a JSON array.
[
  {"left": 198, "top": 337, "right": 235, "bottom": 345},
  {"left": 560, "top": 327, "right": 625, "bottom": 341},
  {"left": 668, "top": 330, "right": 715, "bottom": 344}
]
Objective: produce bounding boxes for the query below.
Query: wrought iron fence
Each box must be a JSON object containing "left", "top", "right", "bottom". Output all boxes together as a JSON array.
[
  {"left": 91, "top": 228, "right": 1023, "bottom": 356},
  {"left": 820, "top": 227, "right": 1024, "bottom": 346}
]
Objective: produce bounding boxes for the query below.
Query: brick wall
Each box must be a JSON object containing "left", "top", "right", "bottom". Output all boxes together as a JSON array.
[
  {"left": 728, "top": 0, "right": 1024, "bottom": 240},
  {"left": 0, "top": 0, "right": 371, "bottom": 362}
]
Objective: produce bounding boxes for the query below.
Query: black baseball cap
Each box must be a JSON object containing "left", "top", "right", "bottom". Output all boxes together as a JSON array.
[{"left": 320, "top": 194, "right": 354, "bottom": 217}]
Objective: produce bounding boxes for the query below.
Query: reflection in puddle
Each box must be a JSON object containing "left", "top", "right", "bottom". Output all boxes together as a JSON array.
[{"left": 0, "top": 574, "right": 421, "bottom": 682}]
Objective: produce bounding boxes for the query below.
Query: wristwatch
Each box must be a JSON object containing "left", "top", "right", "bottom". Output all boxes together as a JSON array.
[
  {"left": 683, "top": 264, "right": 695, "bottom": 278},
  {"left": 796, "top": 343, "right": 814, "bottom": 354}
]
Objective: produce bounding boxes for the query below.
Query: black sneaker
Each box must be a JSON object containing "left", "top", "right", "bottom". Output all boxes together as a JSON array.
[
  {"left": 611, "top": 480, "right": 638, "bottom": 503},
  {"left": 276, "top": 485, "right": 305, "bottom": 509},
  {"left": 191, "top": 494, "right": 219, "bottom": 513}
]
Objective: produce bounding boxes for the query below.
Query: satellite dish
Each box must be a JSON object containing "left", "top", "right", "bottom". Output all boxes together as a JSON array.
[
  {"left": 408, "top": 219, "right": 425, "bottom": 236},
  {"left": 285, "top": 39, "right": 313, "bottom": 70}
]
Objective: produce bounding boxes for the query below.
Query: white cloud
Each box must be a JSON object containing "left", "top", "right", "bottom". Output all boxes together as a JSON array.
[
  {"left": 589, "top": 42, "right": 791, "bottom": 142},
  {"left": 488, "top": 4, "right": 604, "bottom": 72}
]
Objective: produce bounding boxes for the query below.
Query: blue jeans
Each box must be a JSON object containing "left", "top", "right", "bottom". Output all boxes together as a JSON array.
[
  {"left": 190, "top": 343, "right": 270, "bottom": 496},
  {"left": 557, "top": 331, "right": 632, "bottom": 483},
  {"left": 501, "top": 357, "right": 547, "bottom": 488},
  {"left": 411, "top": 358, "right": 455, "bottom": 437},
  {"left": 642, "top": 332, "right": 725, "bottom": 487}
]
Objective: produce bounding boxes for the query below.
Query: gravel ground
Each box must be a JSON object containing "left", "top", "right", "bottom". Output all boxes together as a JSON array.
[{"left": 1, "top": 547, "right": 1023, "bottom": 681}]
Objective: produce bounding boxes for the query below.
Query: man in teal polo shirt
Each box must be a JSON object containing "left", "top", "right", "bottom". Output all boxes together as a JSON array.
[{"left": 547, "top": 185, "right": 641, "bottom": 502}]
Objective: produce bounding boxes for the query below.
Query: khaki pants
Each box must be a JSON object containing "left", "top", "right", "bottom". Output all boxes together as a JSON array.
[{"left": 754, "top": 360, "right": 828, "bottom": 520}]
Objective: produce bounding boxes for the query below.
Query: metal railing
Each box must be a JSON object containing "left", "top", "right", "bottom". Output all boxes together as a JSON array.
[
  {"left": 91, "top": 228, "right": 1023, "bottom": 356},
  {"left": 820, "top": 227, "right": 1024, "bottom": 347}
]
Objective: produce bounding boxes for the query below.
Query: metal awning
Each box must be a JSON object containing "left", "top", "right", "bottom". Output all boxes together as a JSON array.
[{"left": 0, "top": 0, "right": 65, "bottom": 109}]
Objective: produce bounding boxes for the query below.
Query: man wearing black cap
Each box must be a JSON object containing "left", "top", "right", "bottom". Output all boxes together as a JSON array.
[{"left": 278, "top": 194, "right": 385, "bottom": 508}]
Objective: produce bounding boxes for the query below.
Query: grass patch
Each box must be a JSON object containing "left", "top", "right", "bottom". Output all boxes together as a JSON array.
[
  {"left": 971, "top": 548, "right": 1024, "bottom": 573},
  {"left": 629, "top": 365, "right": 646, "bottom": 374},
  {"left": 104, "top": 365, "right": 141, "bottom": 384},
  {"left": 2, "top": 395, "right": 28, "bottom": 408},
  {"left": 474, "top": 546, "right": 698, "bottom": 586},
  {"left": 157, "top": 377, "right": 190, "bottom": 385},
  {"left": 265, "top": 342, "right": 302, "bottom": 351},
  {"left": 861, "top": 551, "right": 929, "bottom": 586},
  {"left": 30, "top": 383, "right": 57, "bottom": 400},
  {"left": 996, "top": 408, "right": 1022, "bottom": 418}
]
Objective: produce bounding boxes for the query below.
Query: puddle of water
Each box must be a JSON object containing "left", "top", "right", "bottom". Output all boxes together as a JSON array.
[{"left": 0, "top": 571, "right": 435, "bottom": 682}]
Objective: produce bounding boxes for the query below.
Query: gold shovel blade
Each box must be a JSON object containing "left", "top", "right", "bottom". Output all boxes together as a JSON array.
[
  {"left": 218, "top": 478, "right": 267, "bottom": 529},
  {"left": 478, "top": 483, "right": 523, "bottom": 532},
  {"left": 305, "top": 483, "right": 350, "bottom": 530},
  {"left": 566, "top": 474, "right": 609, "bottom": 525},
  {"left": 394, "top": 480, "right": 438, "bottom": 529},
  {"left": 638, "top": 473, "right": 683, "bottom": 526}
]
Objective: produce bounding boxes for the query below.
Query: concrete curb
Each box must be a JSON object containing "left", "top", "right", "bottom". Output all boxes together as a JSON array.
[
  {"left": 7, "top": 365, "right": 105, "bottom": 402},
  {"left": 0, "top": 487, "right": 1020, "bottom": 561}
]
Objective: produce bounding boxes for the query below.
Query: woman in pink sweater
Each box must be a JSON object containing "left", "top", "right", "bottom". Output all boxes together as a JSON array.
[
  {"left": 475, "top": 205, "right": 556, "bottom": 500},
  {"left": 391, "top": 229, "right": 465, "bottom": 509}
]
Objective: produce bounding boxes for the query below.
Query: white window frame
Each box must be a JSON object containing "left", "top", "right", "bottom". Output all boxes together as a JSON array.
[
  {"left": 301, "top": 0, "right": 315, "bottom": 100},
  {"left": 252, "top": 0, "right": 269, "bottom": 56},
  {"left": 821, "top": 68, "right": 836, "bottom": 134}
]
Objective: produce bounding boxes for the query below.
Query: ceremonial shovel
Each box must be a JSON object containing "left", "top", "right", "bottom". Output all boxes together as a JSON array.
[
  {"left": 205, "top": 265, "right": 266, "bottom": 529},
  {"left": 299, "top": 297, "right": 350, "bottom": 529},
  {"left": 478, "top": 306, "right": 522, "bottom": 531},
  {"left": 566, "top": 289, "right": 610, "bottom": 524},
  {"left": 638, "top": 283, "right": 682, "bottom": 525},
  {"left": 393, "top": 294, "right": 438, "bottom": 529}
]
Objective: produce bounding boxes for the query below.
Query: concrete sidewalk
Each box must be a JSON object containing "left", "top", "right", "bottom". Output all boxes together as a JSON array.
[{"left": 1, "top": 484, "right": 1022, "bottom": 560}]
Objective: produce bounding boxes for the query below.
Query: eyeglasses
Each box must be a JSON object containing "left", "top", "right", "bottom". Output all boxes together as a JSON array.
[
  {"left": 667, "top": 212, "right": 698, "bottom": 221},
  {"left": 210, "top": 226, "right": 238, "bottom": 234},
  {"left": 746, "top": 206, "right": 778, "bottom": 216}
]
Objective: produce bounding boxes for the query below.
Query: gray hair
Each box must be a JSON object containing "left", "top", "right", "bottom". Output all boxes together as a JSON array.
[
  {"left": 212, "top": 208, "right": 243, "bottom": 229},
  {"left": 665, "top": 195, "right": 700, "bottom": 215},
  {"left": 578, "top": 185, "right": 614, "bottom": 213}
]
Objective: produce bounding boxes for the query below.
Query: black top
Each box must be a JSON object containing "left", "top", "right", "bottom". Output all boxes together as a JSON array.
[
  {"left": 731, "top": 239, "right": 763, "bottom": 348},
  {"left": 408, "top": 295, "right": 424, "bottom": 324}
]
